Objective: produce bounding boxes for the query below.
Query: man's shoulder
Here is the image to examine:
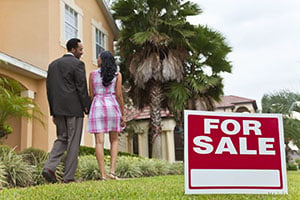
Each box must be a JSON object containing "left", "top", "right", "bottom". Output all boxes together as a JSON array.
[{"left": 49, "top": 55, "right": 84, "bottom": 68}]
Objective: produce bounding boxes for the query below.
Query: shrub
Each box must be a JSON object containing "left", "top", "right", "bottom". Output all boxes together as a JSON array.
[
  {"left": 0, "top": 145, "right": 15, "bottom": 156},
  {"left": 116, "top": 156, "right": 143, "bottom": 178},
  {"left": 77, "top": 155, "right": 101, "bottom": 181},
  {"left": 26, "top": 151, "right": 48, "bottom": 185},
  {"left": 0, "top": 148, "right": 34, "bottom": 187},
  {"left": 137, "top": 159, "right": 157, "bottom": 177},
  {"left": 79, "top": 146, "right": 95, "bottom": 156},
  {"left": 54, "top": 153, "right": 66, "bottom": 183},
  {"left": 287, "top": 162, "right": 298, "bottom": 171},
  {"left": 19, "top": 147, "right": 49, "bottom": 185},
  {"left": 168, "top": 162, "right": 184, "bottom": 175},
  {"left": 79, "top": 145, "right": 138, "bottom": 157},
  {"left": 295, "top": 159, "right": 300, "bottom": 168},
  {"left": 0, "top": 162, "right": 7, "bottom": 189},
  {"left": 19, "top": 147, "right": 48, "bottom": 165},
  {"left": 152, "top": 159, "right": 170, "bottom": 175}
]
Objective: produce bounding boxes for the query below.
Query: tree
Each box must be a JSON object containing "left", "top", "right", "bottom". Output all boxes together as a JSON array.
[
  {"left": 0, "top": 77, "right": 44, "bottom": 141},
  {"left": 165, "top": 25, "right": 232, "bottom": 123},
  {"left": 261, "top": 90, "right": 300, "bottom": 161},
  {"left": 112, "top": 0, "right": 201, "bottom": 158}
]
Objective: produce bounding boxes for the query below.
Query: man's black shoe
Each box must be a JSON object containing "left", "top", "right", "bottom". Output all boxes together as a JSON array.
[
  {"left": 63, "top": 179, "right": 75, "bottom": 184},
  {"left": 42, "top": 168, "right": 57, "bottom": 183}
]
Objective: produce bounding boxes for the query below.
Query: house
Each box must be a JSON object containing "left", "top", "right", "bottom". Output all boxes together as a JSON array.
[
  {"left": 0, "top": 0, "right": 118, "bottom": 152},
  {"left": 121, "top": 95, "right": 258, "bottom": 162},
  {"left": 214, "top": 95, "right": 258, "bottom": 113}
]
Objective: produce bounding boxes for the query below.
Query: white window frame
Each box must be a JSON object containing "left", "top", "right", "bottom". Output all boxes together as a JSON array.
[
  {"left": 92, "top": 19, "right": 108, "bottom": 66},
  {"left": 60, "top": 0, "right": 83, "bottom": 47}
]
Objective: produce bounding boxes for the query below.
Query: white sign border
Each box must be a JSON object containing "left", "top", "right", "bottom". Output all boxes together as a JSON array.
[{"left": 184, "top": 110, "right": 288, "bottom": 194}]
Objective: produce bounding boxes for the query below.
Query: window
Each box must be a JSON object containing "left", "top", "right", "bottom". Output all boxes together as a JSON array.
[
  {"left": 64, "top": 5, "right": 78, "bottom": 41},
  {"left": 92, "top": 19, "right": 108, "bottom": 65},
  {"left": 60, "top": 0, "right": 83, "bottom": 47},
  {"left": 95, "top": 28, "right": 106, "bottom": 59}
]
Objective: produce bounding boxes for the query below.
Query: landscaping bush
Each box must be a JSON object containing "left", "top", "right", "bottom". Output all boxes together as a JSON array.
[
  {"left": 0, "top": 145, "right": 15, "bottom": 156},
  {"left": 54, "top": 153, "right": 66, "bottom": 183},
  {"left": 19, "top": 147, "right": 48, "bottom": 165},
  {"left": 137, "top": 159, "right": 158, "bottom": 177},
  {"left": 0, "top": 148, "right": 34, "bottom": 187},
  {"left": 287, "top": 162, "right": 298, "bottom": 171},
  {"left": 79, "top": 145, "right": 138, "bottom": 157},
  {"left": 78, "top": 146, "right": 96, "bottom": 156},
  {"left": 19, "top": 147, "right": 49, "bottom": 185},
  {"left": 152, "top": 159, "right": 170, "bottom": 175},
  {"left": 76, "top": 155, "right": 101, "bottom": 181},
  {"left": 295, "top": 159, "right": 300, "bottom": 168},
  {"left": 115, "top": 156, "right": 143, "bottom": 178},
  {"left": 0, "top": 162, "right": 7, "bottom": 189},
  {"left": 168, "top": 162, "right": 184, "bottom": 175}
]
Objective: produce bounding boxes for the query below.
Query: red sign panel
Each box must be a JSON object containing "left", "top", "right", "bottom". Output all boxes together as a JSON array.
[{"left": 184, "top": 110, "right": 288, "bottom": 194}]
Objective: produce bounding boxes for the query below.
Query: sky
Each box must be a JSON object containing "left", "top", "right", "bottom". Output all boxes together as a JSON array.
[{"left": 188, "top": 0, "right": 300, "bottom": 110}]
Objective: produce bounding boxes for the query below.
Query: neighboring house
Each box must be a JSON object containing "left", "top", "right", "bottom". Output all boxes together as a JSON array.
[
  {"left": 214, "top": 95, "right": 258, "bottom": 113},
  {"left": 0, "top": 0, "right": 118, "bottom": 152},
  {"left": 120, "top": 95, "right": 258, "bottom": 162}
]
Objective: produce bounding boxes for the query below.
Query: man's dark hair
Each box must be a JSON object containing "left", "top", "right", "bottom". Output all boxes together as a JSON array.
[{"left": 66, "top": 38, "right": 81, "bottom": 51}]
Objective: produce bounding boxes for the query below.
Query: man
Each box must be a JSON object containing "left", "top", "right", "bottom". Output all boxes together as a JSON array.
[{"left": 43, "top": 38, "right": 91, "bottom": 183}]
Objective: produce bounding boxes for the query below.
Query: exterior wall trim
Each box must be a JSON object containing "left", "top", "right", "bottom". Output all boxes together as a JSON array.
[
  {"left": 95, "top": 0, "right": 119, "bottom": 39},
  {"left": 0, "top": 52, "right": 47, "bottom": 78}
]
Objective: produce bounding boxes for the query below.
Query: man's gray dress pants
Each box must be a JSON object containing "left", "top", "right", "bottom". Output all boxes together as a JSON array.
[{"left": 44, "top": 116, "right": 83, "bottom": 181}]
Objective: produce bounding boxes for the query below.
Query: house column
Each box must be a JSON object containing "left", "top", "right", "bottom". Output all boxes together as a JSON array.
[
  {"left": 162, "top": 119, "right": 176, "bottom": 163},
  {"left": 20, "top": 90, "right": 35, "bottom": 151},
  {"left": 166, "top": 130, "right": 175, "bottom": 163}
]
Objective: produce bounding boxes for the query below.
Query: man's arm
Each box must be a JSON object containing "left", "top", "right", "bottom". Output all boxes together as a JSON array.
[{"left": 74, "top": 61, "right": 91, "bottom": 114}]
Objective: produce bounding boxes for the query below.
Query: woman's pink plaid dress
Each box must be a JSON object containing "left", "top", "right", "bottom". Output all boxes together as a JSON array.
[{"left": 87, "top": 70, "right": 122, "bottom": 133}]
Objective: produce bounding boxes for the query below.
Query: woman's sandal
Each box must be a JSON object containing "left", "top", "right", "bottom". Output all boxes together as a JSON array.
[
  {"left": 100, "top": 177, "right": 106, "bottom": 181},
  {"left": 108, "top": 172, "right": 119, "bottom": 180}
]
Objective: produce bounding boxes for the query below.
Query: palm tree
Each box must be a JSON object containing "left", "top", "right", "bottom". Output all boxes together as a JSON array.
[
  {"left": 112, "top": 0, "right": 201, "bottom": 158},
  {"left": 165, "top": 25, "right": 232, "bottom": 129},
  {"left": 0, "top": 77, "right": 43, "bottom": 141},
  {"left": 261, "top": 90, "right": 300, "bottom": 161}
]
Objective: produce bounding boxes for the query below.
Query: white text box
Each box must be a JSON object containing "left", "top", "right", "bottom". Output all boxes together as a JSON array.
[{"left": 191, "top": 169, "right": 280, "bottom": 187}]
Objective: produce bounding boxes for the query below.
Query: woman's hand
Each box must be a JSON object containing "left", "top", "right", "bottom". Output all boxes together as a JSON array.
[{"left": 121, "top": 117, "right": 126, "bottom": 129}]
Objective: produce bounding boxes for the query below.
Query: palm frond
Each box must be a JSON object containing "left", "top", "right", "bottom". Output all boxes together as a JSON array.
[
  {"left": 165, "top": 82, "right": 189, "bottom": 110},
  {"left": 132, "top": 30, "right": 153, "bottom": 45}
]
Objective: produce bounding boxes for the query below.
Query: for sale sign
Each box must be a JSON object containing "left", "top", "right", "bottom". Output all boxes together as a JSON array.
[{"left": 184, "top": 110, "right": 288, "bottom": 194}]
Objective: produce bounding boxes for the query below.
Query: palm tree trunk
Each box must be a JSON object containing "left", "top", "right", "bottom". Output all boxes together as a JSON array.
[{"left": 149, "top": 80, "right": 163, "bottom": 159}]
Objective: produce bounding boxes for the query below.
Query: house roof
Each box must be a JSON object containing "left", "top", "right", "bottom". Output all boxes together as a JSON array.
[
  {"left": 214, "top": 95, "right": 258, "bottom": 110},
  {"left": 96, "top": 0, "right": 119, "bottom": 39},
  {"left": 125, "top": 106, "right": 173, "bottom": 121}
]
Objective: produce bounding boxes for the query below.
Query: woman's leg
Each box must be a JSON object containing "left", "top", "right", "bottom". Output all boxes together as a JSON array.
[
  {"left": 94, "top": 133, "right": 106, "bottom": 179},
  {"left": 109, "top": 131, "right": 118, "bottom": 175}
]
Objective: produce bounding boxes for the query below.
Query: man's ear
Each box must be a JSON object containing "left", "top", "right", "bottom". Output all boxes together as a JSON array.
[{"left": 70, "top": 48, "right": 75, "bottom": 53}]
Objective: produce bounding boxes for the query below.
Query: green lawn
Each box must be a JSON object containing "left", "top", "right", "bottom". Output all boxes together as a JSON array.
[{"left": 1, "top": 171, "right": 299, "bottom": 200}]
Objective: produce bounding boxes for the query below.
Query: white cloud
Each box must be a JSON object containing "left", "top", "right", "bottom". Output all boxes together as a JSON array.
[{"left": 189, "top": 0, "right": 300, "bottom": 109}]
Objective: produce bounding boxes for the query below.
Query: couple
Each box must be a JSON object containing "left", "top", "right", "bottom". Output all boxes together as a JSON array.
[{"left": 43, "top": 38, "right": 125, "bottom": 183}]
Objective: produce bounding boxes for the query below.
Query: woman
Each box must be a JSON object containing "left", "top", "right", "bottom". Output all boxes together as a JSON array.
[{"left": 87, "top": 51, "right": 125, "bottom": 180}]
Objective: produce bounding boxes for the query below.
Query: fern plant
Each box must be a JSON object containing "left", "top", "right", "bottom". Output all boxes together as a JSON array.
[{"left": 0, "top": 77, "right": 44, "bottom": 141}]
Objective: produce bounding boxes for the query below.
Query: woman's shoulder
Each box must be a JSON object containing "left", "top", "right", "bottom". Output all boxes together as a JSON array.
[
  {"left": 90, "top": 69, "right": 100, "bottom": 75},
  {"left": 115, "top": 71, "right": 122, "bottom": 76}
]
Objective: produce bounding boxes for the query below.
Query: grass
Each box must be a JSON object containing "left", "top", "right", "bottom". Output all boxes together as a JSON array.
[{"left": 0, "top": 171, "right": 299, "bottom": 200}]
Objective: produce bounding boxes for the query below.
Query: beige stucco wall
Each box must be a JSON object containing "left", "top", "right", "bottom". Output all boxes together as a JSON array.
[
  {"left": 0, "top": 0, "right": 50, "bottom": 70},
  {"left": 0, "top": 66, "right": 50, "bottom": 151},
  {"left": 0, "top": 0, "right": 117, "bottom": 152}
]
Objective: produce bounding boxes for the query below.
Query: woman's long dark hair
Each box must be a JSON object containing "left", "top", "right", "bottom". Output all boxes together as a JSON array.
[{"left": 99, "top": 51, "right": 117, "bottom": 87}]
